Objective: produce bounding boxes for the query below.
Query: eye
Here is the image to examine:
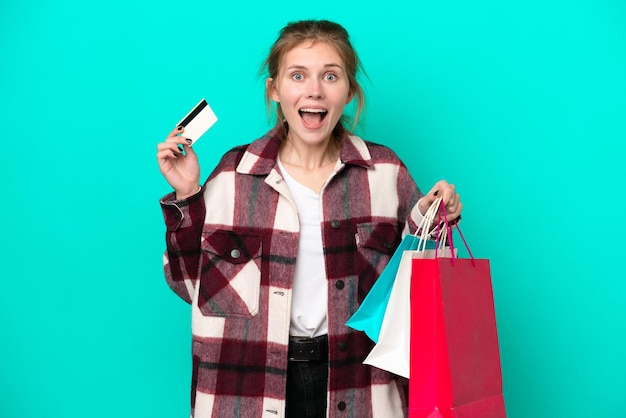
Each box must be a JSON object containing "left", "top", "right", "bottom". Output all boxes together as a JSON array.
[
  {"left": 291, "top": 73, "right": 304, "bottom": 81},
  {"left": 324, "top": 73, "right": 338, "bottom": 81}
]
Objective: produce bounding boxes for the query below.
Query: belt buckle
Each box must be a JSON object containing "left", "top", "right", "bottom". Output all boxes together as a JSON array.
[{"left": 288, "top": 336, "right": 319, "bottom": 362}]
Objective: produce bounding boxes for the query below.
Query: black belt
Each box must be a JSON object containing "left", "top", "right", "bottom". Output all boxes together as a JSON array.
[{"left": 288, "top": 335, "right": 328, "bottom": 362}]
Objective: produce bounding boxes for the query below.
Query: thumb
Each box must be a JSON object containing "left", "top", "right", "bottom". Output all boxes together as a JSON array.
[
  {"left": 418, "top": 191, "right": 436, "bottom": 215},
  {"left": 183, "top": 141, "right": 197, "bottom": 157},
  {"left": 426, "top": 186, "right": 441, "bottom": 202},
  {"left": 417, "top": 187, "right": 442, "bottom": 214}
]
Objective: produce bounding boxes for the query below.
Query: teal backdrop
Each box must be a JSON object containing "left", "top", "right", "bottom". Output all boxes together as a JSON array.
[{"left": 1, "top": 0, "right": 625, "bottom": 417}]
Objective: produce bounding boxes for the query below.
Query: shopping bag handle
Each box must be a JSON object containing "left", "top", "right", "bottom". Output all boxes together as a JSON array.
[
  {"left": 414, "top": 197, "right": 447, "bottom": 252},
  {"left": 435, "top": 199, "right": 475, "bottom": 266}
]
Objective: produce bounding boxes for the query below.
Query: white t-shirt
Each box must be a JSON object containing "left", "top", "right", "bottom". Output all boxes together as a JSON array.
[{"left": 277, "top": 158, "right": 328, "bottom": 337}]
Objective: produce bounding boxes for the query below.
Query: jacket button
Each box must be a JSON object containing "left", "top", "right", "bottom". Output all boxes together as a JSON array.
[
  {"left": 335, "top": 280, "right": 345, "bottom": 290},
  {"left": 330, "top": 220, "right": 341, "bottom": 229},
  {"left": 230, "top": 249, "right": 241, "bottom": 259},
  {"left": 338, "top": 341, "right": 347, "bottom": 351},
  {"left": 337, "top": 401, "right": 346, "bottom": 410}
]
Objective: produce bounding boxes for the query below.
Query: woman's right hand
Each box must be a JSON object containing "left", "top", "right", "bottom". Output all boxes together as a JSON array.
[{"left": 156, "top": 126, "right": 201, "bottom": 200}]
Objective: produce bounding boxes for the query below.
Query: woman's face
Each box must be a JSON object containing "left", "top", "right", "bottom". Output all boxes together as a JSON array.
[{"left": 268, "top": 41, "right": 353, "bottom": 147}]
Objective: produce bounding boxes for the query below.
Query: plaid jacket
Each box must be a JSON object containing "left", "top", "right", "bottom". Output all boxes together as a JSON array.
[{"left": 161, "top": 125, "right": 424, "bottom": 418}]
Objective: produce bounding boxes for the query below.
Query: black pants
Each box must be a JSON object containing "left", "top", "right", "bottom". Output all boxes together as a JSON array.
[{"left": 285, "top": 360, "right": 329, "bottom": 418}]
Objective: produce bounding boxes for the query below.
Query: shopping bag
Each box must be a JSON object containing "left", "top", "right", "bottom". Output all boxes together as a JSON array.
[
  {"left": 357, "top": 198, "right": 454, "bottom": 376},
  {"left": 362, "top": 247, "right": 453, "bottom": 378},
  {"left": 345, "top": 234, "right": 419, "bottom": 343},
  {"left": 346, "top": 198, "right": 445, "bottom": 343},
  {"left": 409, "top": 209, "right": 506, "bottom": 417}
]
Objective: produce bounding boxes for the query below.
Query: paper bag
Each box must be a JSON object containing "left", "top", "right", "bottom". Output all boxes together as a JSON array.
[
  {"left": 409, "top": 255, "right": 507, "bottom": 417},
  {"left": 363, "top": 248, "right": 454, "bottom": 378},
  {"left": 345, "top": 234, "right": 420, "bottom": 343},
  {"left": 347, "top": 197, "right": 446, "bottom": 343}
]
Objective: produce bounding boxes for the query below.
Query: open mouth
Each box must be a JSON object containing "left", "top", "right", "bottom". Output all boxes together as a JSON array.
[{"left": 299, "top": 108, "right": 328, "bottom": 126}]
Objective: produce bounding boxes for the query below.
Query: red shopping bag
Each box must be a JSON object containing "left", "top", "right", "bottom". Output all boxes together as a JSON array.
[{"left": 409, "top": 229, "right": 506, "bottom": 417}]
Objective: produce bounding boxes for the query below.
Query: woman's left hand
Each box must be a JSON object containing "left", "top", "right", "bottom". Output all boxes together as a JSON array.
[{"left": 417, "top": 179, "right": 462, "bottom": 221}]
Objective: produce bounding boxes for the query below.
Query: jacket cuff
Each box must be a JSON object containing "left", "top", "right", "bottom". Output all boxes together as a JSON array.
[{"left": 160, "top": 188, "right": 204, "bottom": 231}]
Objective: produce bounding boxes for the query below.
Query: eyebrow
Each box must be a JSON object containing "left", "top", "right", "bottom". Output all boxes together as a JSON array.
[{"left": 285, "top": 63, "right": 344, "bottom": 71}]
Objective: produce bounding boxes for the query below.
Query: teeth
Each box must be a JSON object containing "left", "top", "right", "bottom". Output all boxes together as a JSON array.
[{"left": 300, "top": 108, "right": 327, "bottom": 113}]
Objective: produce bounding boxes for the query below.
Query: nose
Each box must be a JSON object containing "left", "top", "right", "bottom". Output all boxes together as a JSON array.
[{"left": 306, "top": 79, "right": 323, "bottom": 99}]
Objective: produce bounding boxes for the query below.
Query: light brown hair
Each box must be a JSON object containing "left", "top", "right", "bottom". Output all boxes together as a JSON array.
[{"left": 261, "top": 20, "right": 366, "bottom": 131}]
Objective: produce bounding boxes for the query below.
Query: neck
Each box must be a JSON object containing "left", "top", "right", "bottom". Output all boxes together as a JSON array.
[{"left": 279, "top": 135, "right": 339, "bottom": 170}]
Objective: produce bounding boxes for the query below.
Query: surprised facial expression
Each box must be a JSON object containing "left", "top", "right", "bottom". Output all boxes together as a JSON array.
[{"left": 268, "top": 41, "right": 354, "bottom": 147}]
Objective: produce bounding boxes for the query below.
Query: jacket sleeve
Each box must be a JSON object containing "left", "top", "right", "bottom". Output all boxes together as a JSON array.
[
  {"left": 160, "top": 188, "right": 206, "bottom": 304},
  {"left": 394, "top": 160, "right": 425, "bottom": 237}
]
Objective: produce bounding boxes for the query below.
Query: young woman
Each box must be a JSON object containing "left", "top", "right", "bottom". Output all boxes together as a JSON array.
[{"left": 156, "top": 19, "right": 462, "bottom": 418}]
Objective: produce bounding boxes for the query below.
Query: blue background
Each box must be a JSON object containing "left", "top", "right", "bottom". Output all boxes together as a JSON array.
[{"left": 1, "top": 0, "right": 625, "bottom": 416}]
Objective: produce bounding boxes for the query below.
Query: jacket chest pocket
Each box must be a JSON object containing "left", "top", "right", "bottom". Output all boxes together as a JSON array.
[
  {"left": 198, "top": 229, "right": 262, "bottom": 317},
  {"left": 355, "top": 222, "right": 400, "bottom": 301},
  {"left": 356, "top": 222, "right": 399, "bottom": 265}
]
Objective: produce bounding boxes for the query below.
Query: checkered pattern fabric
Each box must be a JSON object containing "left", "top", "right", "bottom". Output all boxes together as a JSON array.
[{"left": 161, "top": 125, "right": 424, "bottom": 418}]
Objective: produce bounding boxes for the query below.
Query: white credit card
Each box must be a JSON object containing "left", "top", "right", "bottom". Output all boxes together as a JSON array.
[{"left": 175, "top": 98, "right": 218, "bottom": 144}]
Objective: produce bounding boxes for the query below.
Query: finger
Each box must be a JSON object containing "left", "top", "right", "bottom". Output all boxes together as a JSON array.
[
  {"left": 183, "top": 141, "right": 197, "bottom": 156},
  {"left": 447, "top": 198, "right": 463, "bottom": 216},
  {"left": 417, "top": 195, "right": 434, "bottom": 215},
  {"left": 447, "top": 203, "right": 463, "bottom": 222},
  {"left": 167, "top": 125, "right": 185, "bottom": 138},
  {"left": 421, "top": 185, "right": 443, "bottom": 215},
  {"left": 157, "top": 145, "right": 181, "bottom": 159},
  {"left": 445, "top": 197, "right": 460, "bottom": 218},
  {"left": 176, "top": 138, "right": 196, "bottom": 157},
  {"left": 164, "top": 135, "right": 190, "bottom": 144},
  {"left": 431, "top": 179, "right": 450, "bottom": 197},
  {"left": 157, "top": 148, "right": 179, "bottom": 160},
  {"left": 157, "top": 142, "right": 183, "bottom": 154},
  {"left": 157, "top": 141, "right": 185, "bottom": 158},
  {"left": 182, "top": 137, "right": 194, "bottom": 148},
  {"left": 441, "top": 184, "right": 456, "bottom": 206}
]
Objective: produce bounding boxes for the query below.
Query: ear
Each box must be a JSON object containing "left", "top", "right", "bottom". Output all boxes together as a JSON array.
[
  {"left": 266, "top": 78, "right": 280, "bottom": 103},
  {"left": 346, "top": 90, "right": 355, "bottom": 104}
]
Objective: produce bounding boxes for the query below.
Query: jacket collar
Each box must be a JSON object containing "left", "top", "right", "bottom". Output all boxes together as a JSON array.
[{"left": 237, "top": 123, "right": 374, "bottom": 176}]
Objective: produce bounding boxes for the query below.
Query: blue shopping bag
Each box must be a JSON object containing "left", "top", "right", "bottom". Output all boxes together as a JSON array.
[{"left": 346, "top": 235, "right": 436, "bottom": 343}]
